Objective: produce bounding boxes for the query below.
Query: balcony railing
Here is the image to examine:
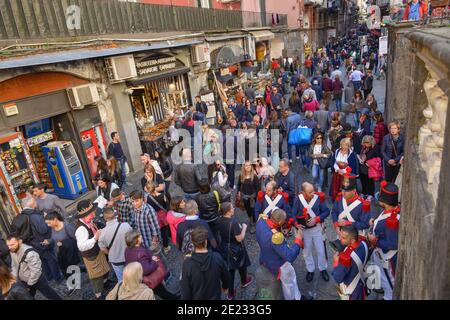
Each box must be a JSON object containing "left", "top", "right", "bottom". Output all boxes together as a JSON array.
[{"left": 0, "top": 0, "right": 287, "bottom": 40}]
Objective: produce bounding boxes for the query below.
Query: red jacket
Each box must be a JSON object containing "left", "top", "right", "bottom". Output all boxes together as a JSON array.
[
  {"left": 403, "top": 1, "right": 428, "bottom": 20},
  {"left": 373, "top": 121, "right": 387, "bottom": 145}
]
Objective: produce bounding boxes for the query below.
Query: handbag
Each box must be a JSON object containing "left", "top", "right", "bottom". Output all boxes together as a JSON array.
[
  {"left": 143, "top": 260, "right": 168, "bottom": 289},
  {"left": 288, "top": 124, "right": 312, "bottom": 146},
  {"left": 147, "top": 194, "right": 169, "bottom": 228},
  {"left": 318, "top": 156, "right": 332, "bottom": 169}
]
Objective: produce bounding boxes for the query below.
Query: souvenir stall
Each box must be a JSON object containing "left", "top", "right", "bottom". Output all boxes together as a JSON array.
[{"left": 126, "top": 53, "right": 192, "bottom": 156}]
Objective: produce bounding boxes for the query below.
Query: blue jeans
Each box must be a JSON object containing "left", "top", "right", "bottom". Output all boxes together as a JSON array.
[
  {"left": 41, "top": 249, "right": 63, "bottom": 282},
  {"left": 118, "top": 157, "right": 127, "bottom": 187},
  {"left": 353, "top": 81, "right": 361, "bottom": 91},
  {"left": 111, "top": 263, "right": 124, "bottom": 283},
  {"left": 334, "top": 97, "right": 342, "bottom": 112},
  {"left": 312, "top": 164, "right": 325, "bottom": 191},
  {"left": 287, "top": 143, "right": 300, "bottom": 160},
  {"left": 299, "top": 145, "right": 311, "bottom": 167}
]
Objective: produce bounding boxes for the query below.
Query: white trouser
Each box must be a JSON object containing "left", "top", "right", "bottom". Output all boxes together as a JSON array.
[
  {"left": 303, "top": 225, "right": 327, "bottom": 273},
  {"left": 372, "top": 250, "right": 394, "bottom": 300}
]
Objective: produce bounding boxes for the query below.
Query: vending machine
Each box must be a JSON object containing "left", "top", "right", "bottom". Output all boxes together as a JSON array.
[
  {"left": 42, "top": 141, "right": 88, "bottom": 200},
  {"left": 80, "top": 125, "right": 107, "bottom": 178}
]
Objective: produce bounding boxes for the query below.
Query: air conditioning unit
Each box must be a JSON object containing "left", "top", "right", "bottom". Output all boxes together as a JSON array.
[
  {"left": 67, "top": 83, "right": 100, "bottom": 109},
  {"left": 191, "top": 45, "right": 209, "bottom": 64},
  {"left": 105, "top": 55, "right": 137, "bottom": 83},
  {"left": 243, "top": 36, "right": 256, "bottom": 61}
]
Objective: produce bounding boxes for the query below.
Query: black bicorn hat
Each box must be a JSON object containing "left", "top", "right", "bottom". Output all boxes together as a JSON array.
[
  {"left": 377, "top": 181, "right": 399, "bottom": 206},
  {"left": 341, "top": 167, "right": 358, "bottom": 191}
]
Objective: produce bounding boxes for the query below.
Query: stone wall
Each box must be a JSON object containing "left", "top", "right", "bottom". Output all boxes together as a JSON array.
[
  {"left": 393, "top": 26, "right": 450, "bottom": 300},
  {"left": 385, "top": 24, "right": 415, "bottom": 128}
]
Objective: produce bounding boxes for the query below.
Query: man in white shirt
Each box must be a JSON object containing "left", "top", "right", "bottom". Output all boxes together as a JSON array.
[
  {"left": 75, "top": 200, "right": 110, "bottom": 299},
  {"left": 140, "top": 153, "right": 163, "bottom": 176},
  {"left": 349, "top": 69, "right": 364, "bottom": 91},
  {"left": 331, "top": 65, "right": 343, "bottom": 82}
]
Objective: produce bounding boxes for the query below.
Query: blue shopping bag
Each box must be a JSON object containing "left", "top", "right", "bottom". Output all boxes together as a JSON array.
[{"left": 288, "top": 126, "right": 313, "bottom": 146}]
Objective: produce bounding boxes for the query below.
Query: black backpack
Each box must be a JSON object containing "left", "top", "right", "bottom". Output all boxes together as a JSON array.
[{"left": 11, "top": 214, "right": 34, "bottom": 244}]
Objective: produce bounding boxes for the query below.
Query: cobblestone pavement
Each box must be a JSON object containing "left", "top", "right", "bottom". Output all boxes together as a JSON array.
[{"left": 36, "top": 69, "right": 386, "bottom": 301}]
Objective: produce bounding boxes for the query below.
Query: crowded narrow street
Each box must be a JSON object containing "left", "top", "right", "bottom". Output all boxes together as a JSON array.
[{"left": 0, "top": 0, "right": 449, "bottom": 304}]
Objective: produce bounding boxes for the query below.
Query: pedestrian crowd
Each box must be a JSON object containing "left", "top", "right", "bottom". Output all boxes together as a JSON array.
[{"left": 0, "top": 31, "right": 402, "bottom": 301}]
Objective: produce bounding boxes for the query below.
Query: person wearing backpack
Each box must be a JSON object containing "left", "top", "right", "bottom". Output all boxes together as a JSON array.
[
  {"left": 176, "top": 200, "right": 217, "bottom": 257},
  {"left": 216, "top": 203, "right": 253, "bottom": 300},
  {"left": 298, "top": 111, "right": 318, "bottom": 171},
  {"left": 98, "top": 208, "right": 133, "bottom": 283},
  {"left": 180, "top": 225, "right": 231, "bottom": 300},
  {"left": 11, "top": 196, "right": 62, "bottom": 283},
  {"left": 196, "top": 183, "right": 222, "bottom": 242},
  {"left": 6, "top": 235, "right": 62, "bottom": 300}
]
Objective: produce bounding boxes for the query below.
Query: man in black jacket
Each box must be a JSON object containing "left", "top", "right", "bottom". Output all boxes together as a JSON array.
[
  {"left": 196, "top": 183, "right": 222, "bottom": 241},
  {"left": 173, "top": 149, "right": 203, "bottom": 200},
  {"left": 195, "top": 96, "right": 209, "bottom": 116},
  {"left": 180, "top": 225, "right": 231, "bottom": 300},
  {"left": 11, "top": 196, "right": 62, "bottom": 283}
]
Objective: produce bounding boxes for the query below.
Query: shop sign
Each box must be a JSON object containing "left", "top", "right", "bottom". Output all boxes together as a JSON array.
[
  {"left": 3, "top": 103, "right": 19, "bottom": 117},
  {"left": 379, "top": 36, "right": 388, "bottom": 55},
  {"left": 135, "top": 56, "right": 178, "bottom": 76}
]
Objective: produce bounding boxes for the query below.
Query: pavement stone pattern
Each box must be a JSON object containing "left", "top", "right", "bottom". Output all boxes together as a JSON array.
[{"left": 36, "top": 69, "right": 386, "bottom": 300}]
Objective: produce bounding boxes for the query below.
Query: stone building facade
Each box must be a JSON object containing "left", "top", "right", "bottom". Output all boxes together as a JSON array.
[{"left": 389, "top": 25, "right": 450, "bottom": 300}]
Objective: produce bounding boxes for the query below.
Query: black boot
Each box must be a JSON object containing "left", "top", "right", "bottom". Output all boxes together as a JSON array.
[
  {"left": 301, "top": 293, "right": 314, "bottom": 300},
  {"left": 320, "top": 270, "right": 330, "bottom": 282},
  {"left": 306, "top": 272, "right": 314, "bottom": 282}
]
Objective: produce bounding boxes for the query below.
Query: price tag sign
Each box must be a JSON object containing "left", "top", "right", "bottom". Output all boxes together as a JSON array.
[{"left": 3, "top": 103, "right": 19, "bottom": 117}]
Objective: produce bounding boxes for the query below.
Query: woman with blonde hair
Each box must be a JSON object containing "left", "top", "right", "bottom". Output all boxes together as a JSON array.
[
  {"left": 141, "top": 163, "right": 164, "bottom": 193},
  {"left": 106, "top": 262, "right": 155, "bottom": 300},
  {"left": 329, "top": 137, "right": 358, "bottom": 200},
  {"left": 106, "top": 156, "right": 122, "bottom": 188}
]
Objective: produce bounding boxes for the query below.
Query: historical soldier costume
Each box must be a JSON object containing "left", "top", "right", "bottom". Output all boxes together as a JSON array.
[
  {"left": 332, "top": 233, "right": 369, "bottom": 300},
  {"left": 331, "top": 172, "right": 371, "bottom": 236},
  {"left": 75, "top": 200, "right": 110, "bottom": 299},
  {"left": 254, "top": 190, "right": 290, "bottom": 221},
  {"left": 291, "top": 191, "right": 330, "bottom": 282},
  {"left": 369, "top": 181, "right": 400, "bottom": 300},
  {"left": 255, "top": 210, "right": 307, "bottom": 300}
]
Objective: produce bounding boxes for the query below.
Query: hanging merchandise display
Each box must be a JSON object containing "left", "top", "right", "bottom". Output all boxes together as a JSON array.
[{"left": 0, "top": 132, "right": 40, "bottom": 214}]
